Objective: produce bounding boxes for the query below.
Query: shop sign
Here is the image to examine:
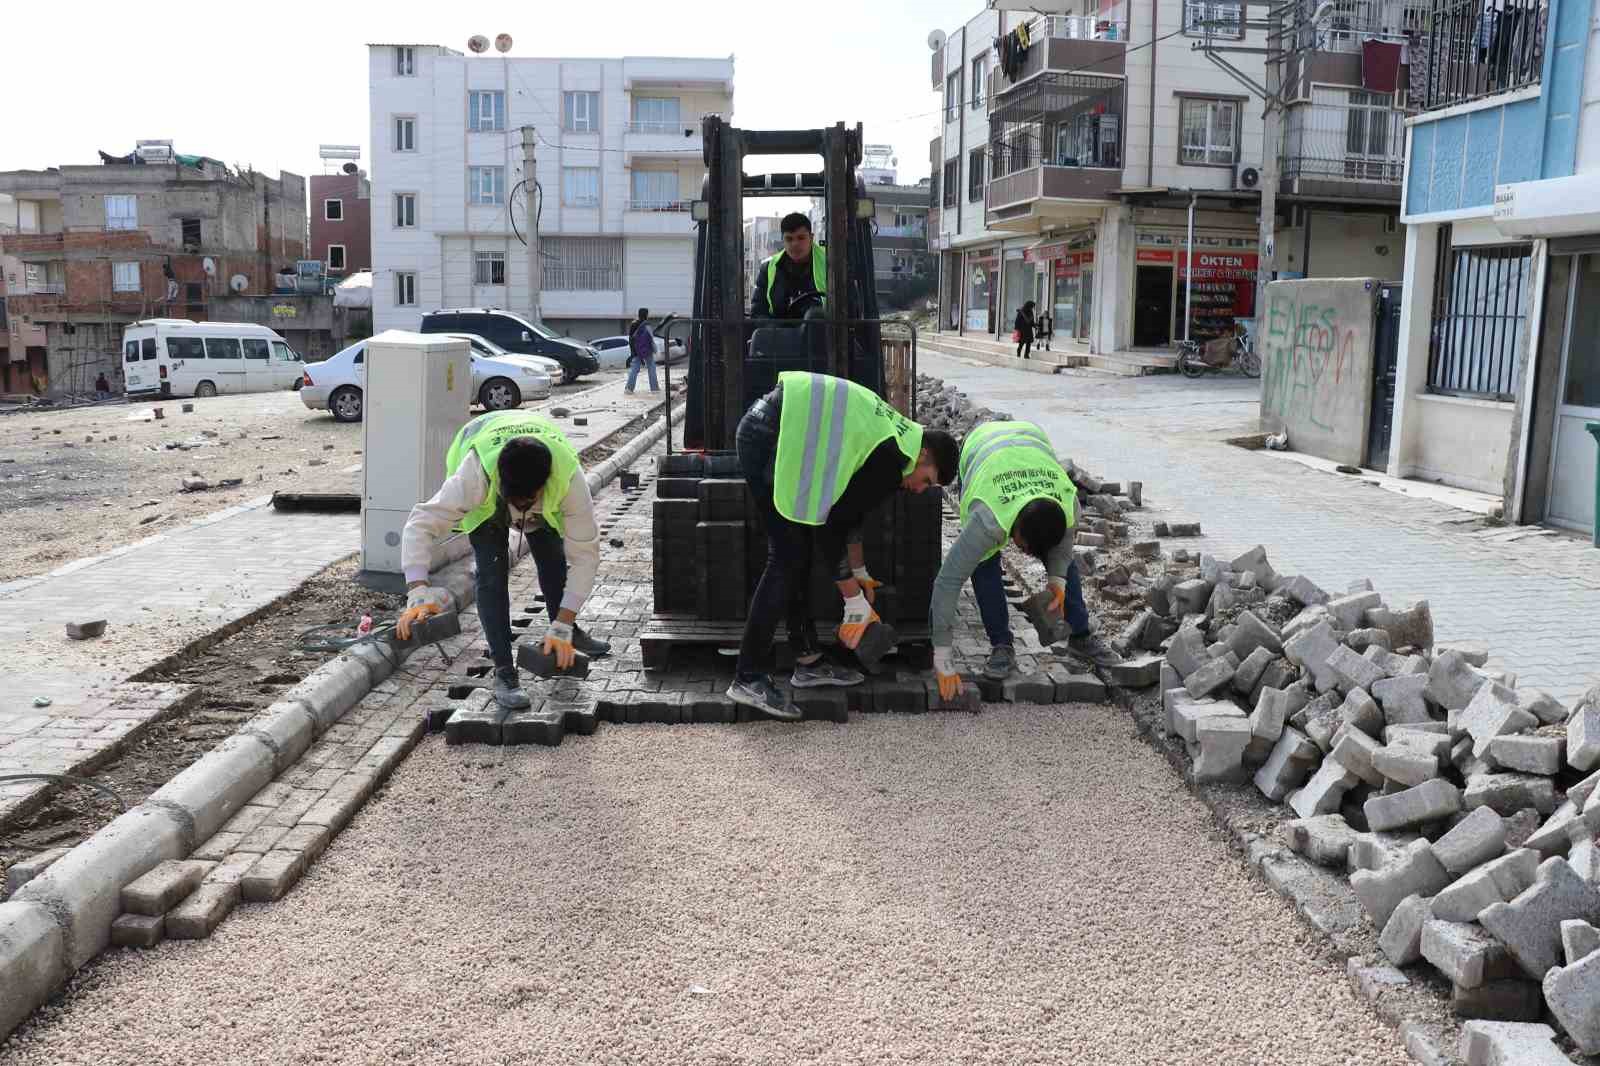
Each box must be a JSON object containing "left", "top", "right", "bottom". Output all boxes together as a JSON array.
[
  {"left": 1178, "top": 252, "right": 1259, "bottom": 280},
  {"left": 1136, "top": 249, "right": 1174, "bottom": 264},
  {"left": 1023, "top": 240, "right": 1071, "bottom": 263}
]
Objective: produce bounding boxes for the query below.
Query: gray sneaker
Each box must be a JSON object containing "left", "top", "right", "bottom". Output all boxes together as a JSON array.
[
  {"left": 572, "top": 625, "right": 611, "bottom": 659},
  {"left": 492, "top": 666, "right": 533, "bottom": 710},
  {"left": 1068, "top": 630, "right": 1125, "bottom": 667},
  {"left": 983, "top": 645, "right": 1016, "bottom": 681},
  {"left": 791, "top": 658, "right": 864, "bottom": 688},
  {"left": 727, "top": 675, "right": 802, "bottom": 720}
]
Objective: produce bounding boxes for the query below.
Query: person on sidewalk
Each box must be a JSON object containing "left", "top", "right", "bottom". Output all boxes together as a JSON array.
[
  {"left": 1014, "top": 301, "right": 1036, "bottom": 359},
  {"left": 930, "top": 419, "right": 1122, "bottom": 701},
  {"left": 397, "top": 410, "right": 612, "bottom": 709},
  {"left": 624, "top": 307, "right": 660, "bottom": 394},
  {"left": 729, "top": 370, "right": 959, "bottom": 719},
  {"left": 1037, "top": 309, "right": 1053, "bottom": 353}
]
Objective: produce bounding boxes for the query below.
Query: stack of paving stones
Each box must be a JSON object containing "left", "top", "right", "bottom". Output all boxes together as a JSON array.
[{"left": 1137, "top": 541, "right": 1600, "bottom": 1050}]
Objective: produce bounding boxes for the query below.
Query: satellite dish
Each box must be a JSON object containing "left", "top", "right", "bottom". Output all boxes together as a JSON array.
[
  {"left": 202, "top": 257, "right": 217, "bottom": 277},
  {"left": 229, "top": 273, "right": 249, "bottom": 293},
  {"left": 495, "top": 33, "right": 513, "bottom": 53},
  {"left": 341, "top": 161, "right": 358, "bottom": 174},
  {"left": 927, "top": 29, "right": 947, "bottom": 51},
  {"left": 467, "top": 34, "right": 490, "bottom": 53}
]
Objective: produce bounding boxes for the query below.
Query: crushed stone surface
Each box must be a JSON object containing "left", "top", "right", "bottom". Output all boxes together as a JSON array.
[{"left": 4, "top": 704, "right": 1410, "bottom": 1065}]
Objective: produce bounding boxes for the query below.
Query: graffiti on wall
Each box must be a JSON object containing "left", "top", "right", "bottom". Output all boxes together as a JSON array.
[{"left": 1260, "top": 287, "right": 1362, "bottom": 434}]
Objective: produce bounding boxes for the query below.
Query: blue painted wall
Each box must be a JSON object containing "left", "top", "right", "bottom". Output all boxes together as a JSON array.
[{"left": 1405, "top": 0, "right": 1590, "bottom": 217}]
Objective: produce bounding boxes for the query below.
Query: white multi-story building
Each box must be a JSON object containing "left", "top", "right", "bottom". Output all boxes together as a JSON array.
[{"left": 367, "top": 44, "right": 734, "bottom": 339}]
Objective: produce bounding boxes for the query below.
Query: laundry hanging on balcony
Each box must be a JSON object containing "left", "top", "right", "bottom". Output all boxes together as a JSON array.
[
  {"left": 994, "top": 24, "right": 1032, "bottom": 81},
  {"left": 1361, "top": 38, "right": 1404, "bottom": 93}
]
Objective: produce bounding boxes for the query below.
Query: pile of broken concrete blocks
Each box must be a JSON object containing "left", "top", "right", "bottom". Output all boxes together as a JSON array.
[{"left": 1157, "top": 544, "right": 1600, "bottom": 1048}]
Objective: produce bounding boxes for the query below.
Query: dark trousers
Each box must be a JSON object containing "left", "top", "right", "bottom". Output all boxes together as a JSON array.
[
  {"left": 470, "top": 520, "right": 567, "bottom": 669},
  {"left": 735, "top": 402, "right": 820, "bottom": 679},
  {"left": 969, "top": 555, "right": 1089, "bottom": 649}
]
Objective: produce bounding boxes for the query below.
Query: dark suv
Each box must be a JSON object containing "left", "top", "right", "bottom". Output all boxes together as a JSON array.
[{"left": 420, "top": 308, "right": 600, "bottom": 382}]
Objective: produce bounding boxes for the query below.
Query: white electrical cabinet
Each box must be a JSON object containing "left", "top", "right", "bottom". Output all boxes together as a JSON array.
[{"left": 360, "top": 330, "right": 471, "bottom": 575}]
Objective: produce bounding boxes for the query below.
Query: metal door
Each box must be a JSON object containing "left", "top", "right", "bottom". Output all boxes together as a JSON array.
[
  {"left": 1367, "top": 283, "right": 1402, "bottom": 468},
  {"left": 1547, "top": 254, "right": 1600, "bottom": 535}
]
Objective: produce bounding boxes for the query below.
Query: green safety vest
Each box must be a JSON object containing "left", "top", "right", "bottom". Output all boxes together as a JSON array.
[
  {"left": 764, "top": 243, "right": 827, "bottom": 313},
  {"left": 445, "top": 410, "right": 581, "bottom": 535},
  {"left": 773, "top": 370, "right": 923, "bottom": 526},
  {"left": 958, "top": 420, "right": 1075, "bottom": 561}
]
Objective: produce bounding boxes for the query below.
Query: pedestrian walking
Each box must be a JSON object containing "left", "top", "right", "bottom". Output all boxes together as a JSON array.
[
  {"left": 625, "top": 307, "right": 659, "bottom": 394},
  {"left": 94, "top": 373, "right": 110, "bottom": 398},
  {"left": 1014, "top": 300, "right": 1035, "bottom": 359},
  {"left": 1038, "top": 309, "right": 1053, "bottom": 352}
]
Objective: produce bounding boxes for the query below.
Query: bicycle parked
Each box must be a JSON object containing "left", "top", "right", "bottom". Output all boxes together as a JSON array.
[{"left": 1176, "top": 325, "right": 1260, "bottom": 379}]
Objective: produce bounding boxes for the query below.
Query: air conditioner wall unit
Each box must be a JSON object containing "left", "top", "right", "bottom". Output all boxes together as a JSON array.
[{"left": 1234, "top": 163, "right": 1262, "bottom": 192}]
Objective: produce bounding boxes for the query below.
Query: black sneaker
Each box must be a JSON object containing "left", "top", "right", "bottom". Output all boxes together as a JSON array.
[
  {"left": 983, "top": 645, "right": 1016, "bottom": 681},
  {"left": 726, "top": 675, "right": 801, "bottom": 720},
  {"left": 791, "top": 659, "right": 864, "bottom": 688},
  {"left": 572, "top": 625, "right": 611, "bottom": 659},
  {"left": 492, "top": 666, "right": 533, "bottom": 710},
  {"left": 1068, "top": 630, "right": 1125, "bottom": 667}
]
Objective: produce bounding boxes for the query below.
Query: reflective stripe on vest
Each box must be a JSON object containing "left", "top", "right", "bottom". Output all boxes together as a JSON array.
[
  {"left": 958, "top": 420, "right": 1075, "bottom": 562},
  {"left": 764, "top": 243, "right": 827, "bottom": 312},
  {"left": 772, "top": 370, "right": 923, "bottom": 526},
  {"left": 445, "top": 410, "right": 581, "bottom": 535}
]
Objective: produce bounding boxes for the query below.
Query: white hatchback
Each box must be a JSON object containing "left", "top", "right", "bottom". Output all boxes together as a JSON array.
[{"left": 300, "top": 338, "right": 552, "bottom": 422}]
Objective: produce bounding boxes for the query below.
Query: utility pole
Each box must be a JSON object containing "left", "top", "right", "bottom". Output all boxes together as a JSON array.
[
  {"left": 1255, "top": 2, "right": 1284, "bottom": 332},
  {"left": 519, "top": 125, "right": 541, "bottom": 326}
]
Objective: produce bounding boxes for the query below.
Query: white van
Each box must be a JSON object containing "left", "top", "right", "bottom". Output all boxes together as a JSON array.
[{"left": 122, "top": 319, "right": 305, "bottom": 399}]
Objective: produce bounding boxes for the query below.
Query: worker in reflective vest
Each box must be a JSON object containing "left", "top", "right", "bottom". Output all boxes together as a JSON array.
[
  {"left": 728, "top": 371, "right": 959, "bottom": 719},
  {"left": 750, "top": 212, "right": 827, "bottom": 318},
  {"left": 929, "top": 420, "right": 1122, "bottom": 701},
  {"left": 397, "top": 411, "right": 612, "bottom": 709}
]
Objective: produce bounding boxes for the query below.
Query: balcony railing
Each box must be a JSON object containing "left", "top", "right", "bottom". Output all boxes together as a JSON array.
[
  {"left": 876, "top": 223, "right": 927, "bottom": 239},
  {"left": 27, "top": 284, "right": 65, "bottom": 295},
  {"left": 1424, "top": 0, "right": 1545, "bottom": 110},
  {"left": 625, "top": 117, "right": 707, "bottom": 136},
  {"left": 1028, "top": 13, "right": 1128, "bottom": 42},
  {"left": 1281, "top": 101, "right": 1406, "bottom": 185},
  {"left": 625, "top": 199, "right": 691, "bottom": 212},
  {"left": 994, "top": 10, "right": 1129, "bottom": 92},
  {"left": 1309, "top": 0, "right": 1427, "bottom": 53}
]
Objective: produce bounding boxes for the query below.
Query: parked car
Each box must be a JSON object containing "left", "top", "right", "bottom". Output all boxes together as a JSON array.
[
  {"left": 590, "top": 333, "right": 687, "bottom": 369},
  {"left": 300, "top": 337, "right": 552, "bottom": 422},
  {"left": 122, "top": 319, "right": 305, "bottom": 399},
  {"left": 437, "top": 332, "right": 564, "bottom": 386},
  {"left": 419, "top": 308, "right": 600, "bottom": 382}
]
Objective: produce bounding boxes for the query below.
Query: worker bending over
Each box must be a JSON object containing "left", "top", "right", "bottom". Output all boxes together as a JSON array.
[
  {"left": 930, "top": 420, "right": 1121, "bottom": 700},
  {"left": 397, "top": 410, "right": 611, "bottom": 709},
  {"left": 751, "top": 212, "right": 826, "bottom": 319},
  {"left": 730, "top": 371, "right": 958, "bottom": 719}
]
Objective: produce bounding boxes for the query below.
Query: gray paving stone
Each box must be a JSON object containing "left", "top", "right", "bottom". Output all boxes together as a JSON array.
[
  {"left": 120, "top": 859, "right": 212, "bottom": 917},
  {"left": 1458, "top": 1021, "right": 1574, "bottom": 1066},
  {"left": 1301, "top": 693, "right": 1348, "bottom": 753},
  {"left": 1104, "top": 654, "right": 1163, "bottom": 689},
  {"left": 239, "top": 849, "right": 308, "bottom": 903},
  {"left": 1001, "top": 674, "right": 1055, "bottom": 705},
  {"left": 1192, "top": 715, "right": 1251, "bottom": 783},
  {"left": 1225, "top": 611, "right": 1283, "bottom": 660},
  {"left": 1487, "top": 734, "right": 1564, "bottom": 776},
  {"left": 1560, "top": 919, "right": 1600, "bottom": 967},
  {"left": 1338, "top": 687, "right": 1385, "bottom": 739},
  {"left": 1432, "top": 807, "right": 1508, "bottom": 875},
  {"left": 1326, "top": 645, "right": 1386, "bottom": 695},
  {"left": 1459, "top": 683, "right": 1538, "bottom": 759},
  {"left": 1364, "top": 601, "right": 1434, "bottom": 654},
  {"left": 1245, "top": 687, "right": 1290, "bottom": 765},
  {"left": 1480, "top": 857, "right": 1600, "bottom": 979},
  {"left": 3, "top": 847, "right": 69, "bottom": 895},
  {"left": 1170, "top": 578, "right": 1212, "bottom": 617},
  {"left": 1522, "top": 690, "right": 1570, "bottom": 727},
  {"left": 273, "top": 823, "right": 333, "bottom": 864},
  {"left": 165, "top": 882, "right": 238, "bottom": 940},
  {"left": 1170, "top": 696, "right": 1241, "bottom": 745},
  {"left": 1349, "top": 830, "right": 1422, "bottom": 874},
  {"left": 1429, "top": 650, "right": 1491, "bottom": 713},
  {"left": 1182, "top": 653, "right": 1238, "bottom": 699},
  {"left": 109, "top": 912, "right": 164, "bottom": 950},
  {"left": 1450, "top": 979, "right": 1544, "bottom": 1023},
  {"left": 1364, "top": 778, "right": 1462, "bottom": 833},
  {"left": 1421, "top": 919, "right": 1521, "bottom": 989},
  {"left": 201, "top": 852, "right": 260, "bottom": 887},
  {"left": 1344, "top": 628, "right": 1391, "bottom": 653},
  {"left": 1289, "top": 758, "right": 1360, "bottom": 820},
  {"left": 1253, "top": 726, "right": 1320, "bottom": 802},
  {"left": 1352, "top": 840, "right": 1452, "bottom": 928},
  {"left": 1569, "top": 703, "right": 1600, "bottom": 772},
  {"left": 1431, "top": 849, "right": 1539, "bottom": 922},
  {"left": 1372, "top": 674, "right": 1432, "bottom": 726},
  {"left": 1464, "top": 773, "right": 1559, "bottom": 817},
  {"left": 1372, "top": 744, "right": 1440, "bottom": 788},
  {"left": 445, "top": 689, "right": 507, "bottom": 746},
  {"left": 1284, "top": 620, "right": 1340, "bottom": 693},
  {"left": 1231, "top": 646, "right": 1275, "bottom": 698},
  {"left": 1544, "top": 947, "right": 1600, "bottom": 1055},
  {"left": 1379, "top": 893, "right": 1431, "bottom": 966},
  {"left": 1283, "top": 813, "right": 1361, "bottom": 867},
  {"left": 1327, "top": 590, "right": 1382, "bottom": 631},
  {"left": 1278, "top": 574, "right": 1329, "bottom": 608},
  {"left": 1331, "top": 725, "right": 1385, "bottom": 788}
]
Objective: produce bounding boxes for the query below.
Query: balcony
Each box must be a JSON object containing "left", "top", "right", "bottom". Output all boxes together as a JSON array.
[
  {"left": 991, "top": 10, "right": 1128, "bottom": 97},
  {"left": 623, "top": 115, "right": 712, "bottom": 163},
  {"left": 623, "top": 200, "right": 694, "bottom": 235},
  {"left": 1281, "top": 100, "right": 1406, "bottom": 200},
  {"left": 1423, "top": 0, "right": 1545, "bottom": 110},
  {"left": 876, "top": 223, "right": 927, "bottom": 239}
]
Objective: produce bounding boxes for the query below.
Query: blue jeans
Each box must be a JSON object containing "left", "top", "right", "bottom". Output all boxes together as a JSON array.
[
  {"left": 470, "top": 520, "right": 567, "bottom": 669},
  {"left": 969, "top": 555, "right": 1089, "bottom": 649},
  {"left": 625, "top": 353, "right": 658, "bottom": 392}
]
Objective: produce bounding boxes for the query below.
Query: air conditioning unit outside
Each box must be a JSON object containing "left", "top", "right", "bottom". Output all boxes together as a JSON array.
[
  {"left": 1234, "top": 163, "right": 1262, "bottom": 192},
  {"left": 135, "top": 139, "right": 174, "bottom": 164}
]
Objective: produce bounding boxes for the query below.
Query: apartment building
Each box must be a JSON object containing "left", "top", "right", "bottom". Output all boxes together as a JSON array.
[
  {"left": 310, "top": 169, "right": 372, "bottom": 277},
  {"left": 810, "top": 146, "right": 933, "bottom": 310},
  {"left": 367, "top": 44, "right": 734, "bottom": 340},
  {"left": 0, "top": 156, "right": 307, "bottom": 397},
  {"left": 1388, "top": 0, "right": 1599, "bottom": 538},
  {"left": 928, "top": 0, "right": 1413, "bottom": 354},
  {"left": 743, "top": 214, "right": 785, "bottom": 292}
]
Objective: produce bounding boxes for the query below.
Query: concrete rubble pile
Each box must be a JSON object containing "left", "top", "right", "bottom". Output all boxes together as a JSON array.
[
  {"left": 1141, "top": 542, "right": 1600, "bottom": 1046},
  {"left": 915, "top": 375, "right": 1012, "bottom": 438}
]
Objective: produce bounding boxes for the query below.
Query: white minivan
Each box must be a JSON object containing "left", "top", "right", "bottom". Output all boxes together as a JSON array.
[{"left": 122, "top": 319, "right": 305, "bottom": 399}]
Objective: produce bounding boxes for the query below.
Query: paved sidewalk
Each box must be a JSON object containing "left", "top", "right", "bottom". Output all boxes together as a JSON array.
[
  {"left": 0, "top": 374, "right": 671, "bottom": 825},
  {"left": 920, "top": 350, "right": 1600, "bottom": 704}
]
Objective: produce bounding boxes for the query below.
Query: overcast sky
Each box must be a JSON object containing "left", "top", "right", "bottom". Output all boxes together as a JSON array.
[{"left": 4, "top": 0, "right": 976, "bottom": 207}]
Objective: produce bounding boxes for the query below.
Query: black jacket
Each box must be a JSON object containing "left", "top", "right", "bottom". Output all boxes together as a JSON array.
[
  {"left": 750, "top": 249, "right": 824, "bottom": 319},
  {"left": 1014, "top": 309, "right": 1035, "bottom": 342}
]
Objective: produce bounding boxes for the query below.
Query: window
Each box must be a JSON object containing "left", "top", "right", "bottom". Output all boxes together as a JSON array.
[
  {"left": 181, "top": 218, "right": 201, "bottom": 249},
  {"left": 631, "top": 97, "right": 682, "bottom": 133},
  {"left": 1343, "top": 89, "right": 1401, "bottom": 179},
  {"left": 185, "top": 282, "right": 203, "bottom": 303},
  {"left": 393, "top": 116, "right": 416, "bottom": 152},
  {"left": 324, "top": 198, "right": 344, "bottom": 221},
  {"left": 630, "top": 169, "right": 677, "bottom": 207},
  {"left": 942, "top": 159, "right": 959, "bottom": 207},
  {"left": 564, "top": 91, "right": 600, "bottom": 133},
  {"left": 205, "top": 337, "right": 241, "bottom": 360},
  {"left": 112, "top": 262, "right": 140, "bottom": 293},
  {"left": 167, "top": 337, "right": 205, "bottom": 360},
  {"left": 468, "top": 90, "right": 506, "bottom": 132},
  {"left": 1179, "top": 97, "right": 1239, "bottom": 165},
  {"left": 271, "top": 341, "right": 299, "bottom": 362},
  {"left": 473, "top": 250, "right": 507, "bottom": 285},
  {"left": 395, "top": 46, "right": 415, "bottom": 76},
  {"left": 562, "top": 167, "right": 600, "bottom": 207},
  {"left": 543, "top": 237, "right": 622, "bottom": 291},
  {"left": 945, "top": 72, "right": 961, "bottom": 121},
  {"left": 327, "top": 245, "right": 347, "bottom": 272},
  {"left": 395, "top": 192, "right": 416, "bottom": 228},
  {"left": 124, "top": 341, "right": 138, "bottom": 364},
  {"left": 1184, "top": 1, "right": 1244, "bottom": 38},
  {"left": 468, "top": 166, "right": 506, "bottom": 205},
  {"left": 971, "top": 57, "right": 987, "bottom": 110},
  {"left": 1427, "top": 232, "right": 1532, "bottom": 401},
  {"left": 242, "top": 339, "right": 269, "bottom": 360},
  {"left": 395, "top": 271, "right": 417, "bottom": 306},
  {"left": 142, "top": 338, "right": 156, "bottom": 360},
  {"left": 104, "top": 194, "right": 137, "bottom": 230},
  {"left": 967, "top": 148, "right": 985, "bottom": 202}
]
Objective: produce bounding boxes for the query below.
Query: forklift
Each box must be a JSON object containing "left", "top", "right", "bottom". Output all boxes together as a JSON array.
[{"left": 640, "top": 118, "right": 938, "bottom": 670}]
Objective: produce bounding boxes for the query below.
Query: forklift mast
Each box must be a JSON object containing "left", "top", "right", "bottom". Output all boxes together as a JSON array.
[{"left": 683, "top": 118, "right": 884, "bottom": 451}]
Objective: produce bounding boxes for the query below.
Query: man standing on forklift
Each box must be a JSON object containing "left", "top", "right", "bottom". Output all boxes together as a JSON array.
[
  {"left": 751, "top": 212, "right": 827, "bottom": 319},
  {"left": 728, "top": 371, "right": 959, "bottom": 718}
]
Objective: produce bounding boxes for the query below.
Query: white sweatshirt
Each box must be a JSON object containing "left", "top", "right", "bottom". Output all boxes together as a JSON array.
[{"left": 400, "top": 451, "right": 600, "bottom": 615}]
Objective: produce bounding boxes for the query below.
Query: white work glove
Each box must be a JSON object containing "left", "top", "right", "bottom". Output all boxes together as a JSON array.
[
  {"left": 837, "top": 592, "right": 879, "bottom": 650},
  {"left": 397, "top": 585, "right": 452, "bottom": 640},
  {"left": 933, "top": 647, "right": 962, "bottom": 703},
  {"left": 851, "top": 566, "right": 882, "bottom": 604},
  {"left": 1046, "top": 575, "right": 1068, "bottom": 617},
  {"left": 543, "top": 619, "right": 576, "bottom": 669}
]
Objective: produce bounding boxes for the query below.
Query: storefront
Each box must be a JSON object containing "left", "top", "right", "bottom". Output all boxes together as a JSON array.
[
  {"left": 1023, "top": 236, "right": 1095, "bottom": 344},
  {"left": 1001, "top": 247, "right": 1034, "bottom": 337},
  {"left": 1130, "top": 230, "right": 1257, "bottom": 347},
  {"left": 964, "top": 249, "right": 998, "bottom": 333}
]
